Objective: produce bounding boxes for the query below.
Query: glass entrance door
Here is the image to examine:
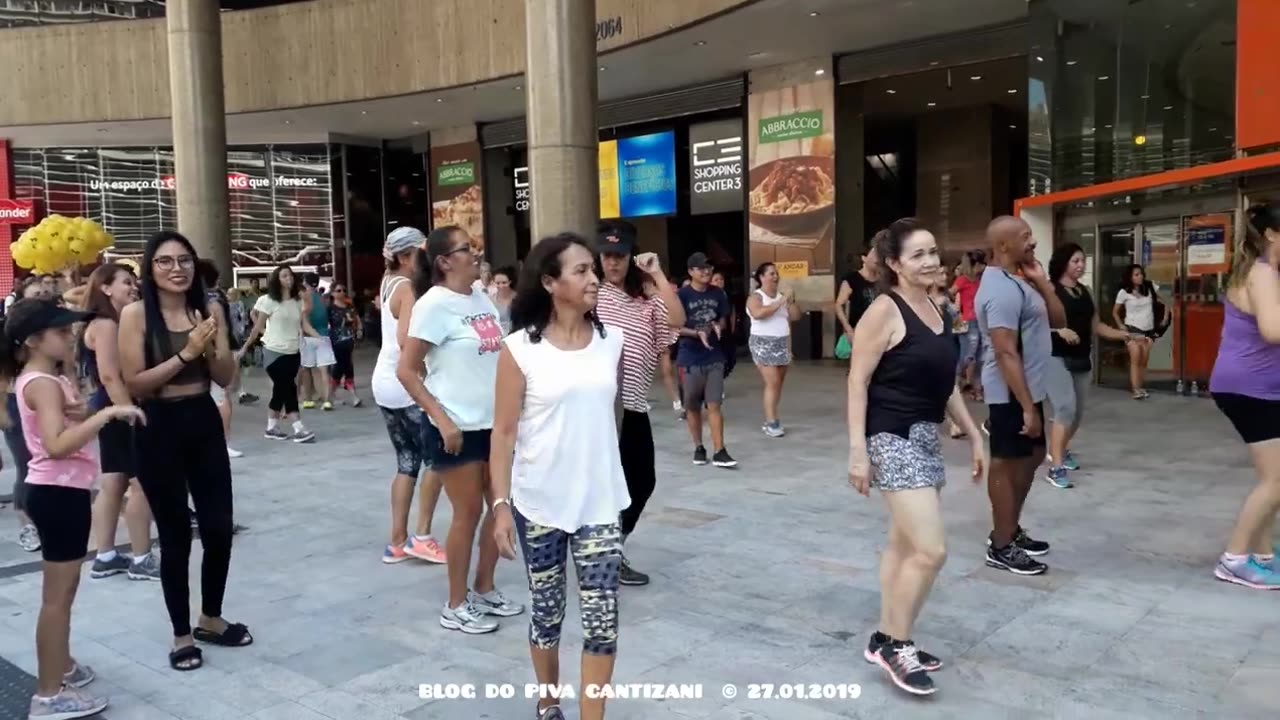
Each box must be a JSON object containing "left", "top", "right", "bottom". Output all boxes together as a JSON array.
[
  {"left": 1094, "top": 224, "right": 1138, "bottom": 389},
  {"left": 1139, "top": 220, "right": 1182, "bottom": 393}
]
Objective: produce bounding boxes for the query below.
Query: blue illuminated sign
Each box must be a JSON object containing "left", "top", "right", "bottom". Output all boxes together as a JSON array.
[{"left": 616, "top": 131, "right": 677, "bottom": 218}]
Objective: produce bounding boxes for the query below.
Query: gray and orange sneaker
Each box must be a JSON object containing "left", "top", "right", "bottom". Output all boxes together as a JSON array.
[{"left": 382, "top": 543, "right": 413, "bottom": 564}]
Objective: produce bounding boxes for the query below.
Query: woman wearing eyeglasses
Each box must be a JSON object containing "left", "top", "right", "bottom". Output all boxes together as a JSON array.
[
  {"left": 397, "top": 226, "right": 524, "bottom": 634},
  {"left": 327, "top": 284, "right": 363, "bottom": 407},
  {"left": 118, "top": 231, "right": 249, "bottom": 672},
  {"left": 238, "top": 265, "right": 317, "bottom": 443}
]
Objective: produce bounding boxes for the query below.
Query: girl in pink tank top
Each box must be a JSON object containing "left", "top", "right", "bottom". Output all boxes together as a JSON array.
[{"left": 0, "top": 298, "right": 145, "bottom": 717}]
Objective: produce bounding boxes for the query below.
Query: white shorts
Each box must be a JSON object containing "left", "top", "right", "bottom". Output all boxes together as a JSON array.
[
  {"left": 210, "top": 384, "right": 227, "bottom": 404},
  {"left": 301, "top": 336, "right": 336, "bottom": 368}
]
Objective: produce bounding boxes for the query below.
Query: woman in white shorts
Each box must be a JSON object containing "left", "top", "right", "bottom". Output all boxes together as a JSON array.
[{"left": 746, "top": 262, "right": 800, "bottom": 438}]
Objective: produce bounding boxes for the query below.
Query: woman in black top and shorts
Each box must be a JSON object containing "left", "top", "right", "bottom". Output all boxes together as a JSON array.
[
  {"left": 118, "top": 231, "right": 250, "bottom": 671},
  {"left": 847, "top": 218, "right": 985, "bottom": 697}
]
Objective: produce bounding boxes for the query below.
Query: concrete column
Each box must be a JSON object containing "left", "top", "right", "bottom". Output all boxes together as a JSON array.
[
  {"left": 524, "top": 0, "right": 598, "bottom": 241},
  {"left": 166, "top": 0, "right": 232, "bottom": 281}
]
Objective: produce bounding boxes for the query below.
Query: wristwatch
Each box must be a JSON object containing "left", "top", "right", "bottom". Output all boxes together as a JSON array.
[{"left": 492, "top": 497, "right": 511, "bottom": 511}]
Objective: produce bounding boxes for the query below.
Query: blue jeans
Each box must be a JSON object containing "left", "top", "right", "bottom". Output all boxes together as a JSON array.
[{"left": 958, "top": 324, "right": 982, "bottom": 374}]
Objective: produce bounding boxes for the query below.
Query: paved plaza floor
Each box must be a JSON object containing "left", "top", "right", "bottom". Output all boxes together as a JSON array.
[{"left": 0, "top": 359, "right": 1277, "bottom": 719}]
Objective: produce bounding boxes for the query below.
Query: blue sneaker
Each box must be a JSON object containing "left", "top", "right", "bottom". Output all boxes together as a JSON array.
[
  {"left": 1061, "top": 452, "right": 1080, "bottom": 471},
  {"left": 1214, "top": 556, "right": 1280, "bottom": 590},
  {"left": 1045, "top": 466, "right": 1072, "bottom": 489}
]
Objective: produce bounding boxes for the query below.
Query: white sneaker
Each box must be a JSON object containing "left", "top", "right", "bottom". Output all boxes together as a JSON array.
[
  {"left": 440, "top": 601, "right": 499, "bottom": 634},
  {"left": 227, "top": 447, "right": 244, "bottom": 459},
  {"left": 469, "top": 588, "right": 525, "bottom": 617},
  {"left": 28, "top": 686, "right": 108, "bottom": 719}
]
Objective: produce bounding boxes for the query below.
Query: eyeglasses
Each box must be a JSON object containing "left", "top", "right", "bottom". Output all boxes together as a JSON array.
[
  {"left": 153, "top": 255, "right": 195, "bottom": 271},
  {"left": 443, "top": 245, "right": 472, "bottom": 258}
]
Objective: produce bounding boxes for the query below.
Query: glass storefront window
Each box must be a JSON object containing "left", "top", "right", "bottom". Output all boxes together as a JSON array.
[
  {"left": 1028, "top": 0, "right": 1236, "bottom": 194},
  {"left": 0, "top": 1, "right": 314, "bottom": 29}
]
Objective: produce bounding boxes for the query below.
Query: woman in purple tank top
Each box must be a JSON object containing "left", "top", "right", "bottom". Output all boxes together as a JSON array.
[{"left": 1209, "top": 202, "right": 1280, "bottom": 591}]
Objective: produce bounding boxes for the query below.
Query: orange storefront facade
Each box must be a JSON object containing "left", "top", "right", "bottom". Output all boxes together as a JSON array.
[{"left": 1016, "top": 0, "right": 1275, "bottom": 395}]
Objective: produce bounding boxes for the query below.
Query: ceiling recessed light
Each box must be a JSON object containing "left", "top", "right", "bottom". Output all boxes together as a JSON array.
[
  {"left": 970, "top": 75, "right": 982, "bottom": 81},
  {"left": 886, "top": 89, "right": 897, "bottom": 94},
  {"left": 1007, "top": 88, "right": 1018, "bottom": 94},
  {"left": 747, "top": 51, "right": 767, "bottom": 59},
  {"left": 1035, "top": 55, "right": 1044, "bottom": 62},
  {"left": 1209, "top": 127, "right": 1218, "bottom": 132},
  {"left": 283, "top": 119, "right": 292, "bottom": 125},
  {"left": 814, "top": 68, "right": 825, "bottom": 76},
  {"left": 1140, "top": 94, "right": 1150, "bottom": 99},
  {"left": 361, "top": 110, "right": 367, "bottom": 115},
  {"left": 1163, "top": 105, "right": 1174, "bottom": 110},
  {"left": 929, "top": 61, "right": 939, "bottom": 66},
  {"left": 927, "top": 102, "right": 937, "bottom": 107},
  {"left": 694, "top": 40, "right": 706, "bottom": 46},
  {"left": 1105, "top": 124, "right": 1113, "bottom": 128},
  {"left": 1134, "top": 135, "right": 1147, "bottom": 146},
  {"left": 435, "top": 98, "right": 444, "bottom": 103},
  {"left": 808, "top": 11, "right": 819, "bottom": 16},
  {"left": 1097, "top": 75, "right": 1110, "bottom": 81},
  {"left": 1009, "top": 124, "right": 1017, "bottom": 129},
  {"left": 599, "top": 66, "right": 606, "bottom": 71},
  {"left": 515, "top": 85, "right": 522, "bottom": 90},
  {"left": 411, "top": 121, "right": 421, "bottom": 126},
  {"left": 1066, "top": 60, "right": 1078, "bottom": 66}
]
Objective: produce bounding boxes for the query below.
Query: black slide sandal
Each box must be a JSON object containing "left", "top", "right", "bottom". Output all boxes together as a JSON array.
[
  {"left": 169, "top": 645, "right": 203, "bottom": 671},
  {"left": 193, "top": 622, "right": 253, "bottom": 647}
]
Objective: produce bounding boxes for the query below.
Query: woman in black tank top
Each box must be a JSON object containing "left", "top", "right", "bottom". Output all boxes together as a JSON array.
[{"left": 846, "top": 218, "right": 986, "bottom": 697}]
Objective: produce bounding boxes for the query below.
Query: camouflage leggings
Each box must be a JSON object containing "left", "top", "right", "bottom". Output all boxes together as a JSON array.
[{"left": 514, "top": 508, "right": 622, "bottom": 655}]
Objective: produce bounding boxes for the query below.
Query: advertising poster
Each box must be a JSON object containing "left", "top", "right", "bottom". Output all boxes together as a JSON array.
[
  {"left": 616, "top": 131, "right": 677, "bottom": 218},
  {"left": 747, "top": 77, "right": 836, "bottom": 276},
  {"left": 430, "top": 142, "right": 485, "bottom": 255},
  {"left": 599, "top": 141, "right": 620, "bottom": 219},
  {"left": 1184, "top": 213, "right": 1232, "bottom": 276},
  {"left": 689, "top": 119, "right": 744, "bottom": 215}
]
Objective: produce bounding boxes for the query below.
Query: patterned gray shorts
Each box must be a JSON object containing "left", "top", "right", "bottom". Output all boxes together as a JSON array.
[
  {"left": 749, "top": 334, "right": 792, "bottom": 367},
  {"left": 867, "top": 422, "right": 947, "bottom": 492}
]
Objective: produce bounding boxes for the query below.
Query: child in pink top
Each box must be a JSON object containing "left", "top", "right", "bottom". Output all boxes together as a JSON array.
[{"left": 1, "top": 299, "right": 145, "bottom": 720}]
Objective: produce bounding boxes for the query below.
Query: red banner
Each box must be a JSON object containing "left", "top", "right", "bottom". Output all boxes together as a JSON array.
[{"left": 0, "top": 198, "right": 35, "bottom": 225}]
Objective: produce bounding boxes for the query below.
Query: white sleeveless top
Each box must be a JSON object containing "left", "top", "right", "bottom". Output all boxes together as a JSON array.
[
  {"left": 749, "top": 289, "right": 791, "bottom": 338},
  {"left": 371, "top": 275, "right": 414, "bottom": 409},
  {"left": 504, "top": 325, "right": 630, "bottom": 532}
]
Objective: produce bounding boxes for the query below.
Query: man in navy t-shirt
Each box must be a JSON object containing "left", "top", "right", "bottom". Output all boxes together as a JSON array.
[{"left": 675, "top": 252, "right": 737, "bottom": 468}]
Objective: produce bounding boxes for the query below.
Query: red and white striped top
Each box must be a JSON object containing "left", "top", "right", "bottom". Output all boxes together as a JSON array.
[{"left": 596, "top": 282, "right": 673, "bottom": 413}]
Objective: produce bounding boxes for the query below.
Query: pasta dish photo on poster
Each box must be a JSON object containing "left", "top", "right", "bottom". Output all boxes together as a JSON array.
[
  {"left": 430, "top": 142, "right": 485, "bottom": 256},
  {"left": 747, "top": 77, "right": 836, "bottom": 276}
]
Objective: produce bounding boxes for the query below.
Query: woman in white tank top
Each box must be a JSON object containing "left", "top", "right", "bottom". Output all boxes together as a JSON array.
[
  {"left": 371, "top": 228, "right": 447, "bottom": 566},
  {"left": 746, "top": 262, "right": 801, "bottom": 437}
]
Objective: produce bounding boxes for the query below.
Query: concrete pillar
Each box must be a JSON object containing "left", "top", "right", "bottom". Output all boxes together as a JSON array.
[
  {"left": 166, "top": 0, "right": 232, "bottom": 282},
  {"left": 524, "top": 0, "right": 598, "bottom": 241}
]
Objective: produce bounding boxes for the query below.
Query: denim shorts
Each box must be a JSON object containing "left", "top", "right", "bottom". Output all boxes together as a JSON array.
[{"left": 427, "top": 426, "right": 491, "bottom": 471}]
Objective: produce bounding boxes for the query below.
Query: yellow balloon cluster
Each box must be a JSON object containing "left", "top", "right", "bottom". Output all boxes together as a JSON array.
[{"left": 10, "top": 215, "right": 114, "bottom": 275}]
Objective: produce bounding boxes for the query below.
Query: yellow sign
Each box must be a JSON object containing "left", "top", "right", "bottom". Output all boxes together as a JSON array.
[
  {"left": 776, "top": 261, "right": 809, "bottom": 279},
  {"left": 598, "top": 140, "right": 620, "bottom": 219}
]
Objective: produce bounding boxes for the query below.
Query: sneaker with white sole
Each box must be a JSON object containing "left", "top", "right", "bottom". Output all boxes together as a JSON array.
[
  {"left": 227, "top": 446, "right": 244, "bottom": 459},
  {"left": 62, "top": 661, "right": 95, "bottom": 689},
  {"left": 127, "top": 552, "right": 161, "bottom": 581},
  {"left": 872, "top": 640, "right": 936, "bottom": 696},
  {"left": 18, "top": 524, "right": 41, "bottom": 552},
  {"left": 440, "top": 601, "right": 499, "bottom": 634},
  {"left": 89, "top": 554, "right": 129, "bottom": 579},
  {"left": 291, "top": 429, "right": 316, "bottom": 444},
  {"left": 28, "top": 686, "right": 108, "bottom": 719},
  {"left": 712, "top": 448, "right": 738, "bottom": 468},
  {"left": 470, "top": 588, "right": 525, "bottom": 617},
  {"left": 264, "top": 427, "right": 288, "bottom": 441}
]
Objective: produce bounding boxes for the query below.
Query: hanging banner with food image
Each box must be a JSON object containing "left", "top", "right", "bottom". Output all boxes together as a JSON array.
[
  {"left": 747, "top": 77, "right": 836, "bottom": 276},
  {"left": 429, "top": 142, "right": 485, "bottom": 256}
]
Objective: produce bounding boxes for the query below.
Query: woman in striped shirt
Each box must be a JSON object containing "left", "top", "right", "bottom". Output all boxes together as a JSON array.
[{"left": 593, "top": 220, "right": 684, "bottom": 587}]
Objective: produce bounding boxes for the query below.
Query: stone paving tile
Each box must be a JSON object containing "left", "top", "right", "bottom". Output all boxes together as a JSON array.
[{"left": 0, "top": 362, "right": 1277, "bottom": 719}]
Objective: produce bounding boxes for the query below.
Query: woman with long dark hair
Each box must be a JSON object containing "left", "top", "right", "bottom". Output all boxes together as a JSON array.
[
  {"left": 118, "top": 230, "right": 248, "bottom": 671},
  {"left": 397, "top": 226, "right": 523, "bottom": 634},
  {"left": 80, "top": 263, "right": 160, "bottom": 582},
  {"left": 592, "top": 220, "right": 684, "bottom": 587},
  {"left": 1210, "top": 202, "right": 1280, "bottom": 590},
  {"left": 1042, "top": 244, "right": 1130, "bottom": 489},
  {"left": 747, "top": 262, "right": 800, "bottom": 437},
  {"left": 491, "top": 266, "right": 517, "bottom": 335},
  {"left": 1112, "top": 263, "right": 1168, "bottom": 399},
  {"left": 492, "top": 233, "right": 629, "bottom": 720},
  {"left": 239, "top": 264, "right": 315, "bottom": 442},
  {"left": 847, "top": 218, "right": 985, "bottom": 696}
]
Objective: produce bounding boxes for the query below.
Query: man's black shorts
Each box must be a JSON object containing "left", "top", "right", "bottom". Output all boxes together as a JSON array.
[{"left": 987, "top": 401, "right": 1046, "bottom": 459}]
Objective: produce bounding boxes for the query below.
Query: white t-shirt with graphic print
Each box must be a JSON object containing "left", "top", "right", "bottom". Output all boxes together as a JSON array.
[{"left": 407, "top": 285, "right": 503, "bottom": 431}]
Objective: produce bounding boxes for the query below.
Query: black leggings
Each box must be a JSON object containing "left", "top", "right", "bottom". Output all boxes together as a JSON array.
[
  {"left": 266, "top": 352, "right": 301, "bottom": 415},
  {"left": 330, "top": 340, "right": 355, "bottom": 383},
  {"left": 136, "top": 394, "right": 234, "bottom": 637},
  {"left": 618, "top": 410, "right": 656, "bottom": 537}
]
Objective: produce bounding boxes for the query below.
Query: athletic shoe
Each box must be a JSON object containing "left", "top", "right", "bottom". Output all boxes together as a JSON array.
[
  {"left": 440, "top": 601, "right": 499, "bottom": 634},
  {"left": 62, "top": 661, "right": 95, "bottom": 688},
  {"left": 17, "top": 524, "right": 40, "bottom": 552},
  {"left": 985, "top": 543, "right": 1047, "bottom": 575},
  {"left": 291, "top": 429, "right": 316, "bottom": 444},
  {"left": 619, "top": 558, "right": 650, "bottom": 586},
  {"left": 981, "top": 419, "right": 991, "bottom": 436},
  {"left": 470, "top": 588, "right": 525, "bottom": 617},
  {"left": 405, "top": 535, "right": 447, "bottom": 564},
  {"left": 871, "top": 640, "right": 936, "bottom": 696},
  {"left": 1061, "top": 452, "right": 1080, "bottom": 471},
  {"left": 692, "top": 446, "right": 708, "bottom": 465},
  {"left": 28, "top": 687, "right": 107, "bottom": 719},
  {"left": 89, "top": 554, "right": 130, "bottom": 579},
  {"left": 536, "top": 704, "right": 566, "bottom": 719},
  {"left": 712, "top": 449, "right": 738, "bottom": 468},
  {"left": 237, "top": 392, "right": 259, "bottom": 405},
  {"left": 382, "top": 543, "right": 412, "bottom": 564},
  {"left": 1012, "top": 527, "right": 1050, "bottom": 556},
  {"left": 351, "top": 397, "right": 363, "bottom": 408},
  {"left": 1045, "top": 466, "right": 1072, "bottom": 489},
  {"left": 762, "top": 421, "right": 785, "bottom": 438},
  {"left": 227, "top": 446, "right": 244, "bottom": 459},
  {"left": 264, "top": 427, "right": 288, "bottom": 441},
  {"left": 1213, "top": 556, "right": 1280, "bottom": 590},
  {"left": 127, "top": 552, "right": 161, "bottom": 581},
  {"left": 865, "top": 631, "right": 942, "bottom": 671},
  {"left": 322, "top": 401, "right": 334, "bottom": 411},
  {"left": 302, "top": 400, "right": 316, "bottom": 410}
]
